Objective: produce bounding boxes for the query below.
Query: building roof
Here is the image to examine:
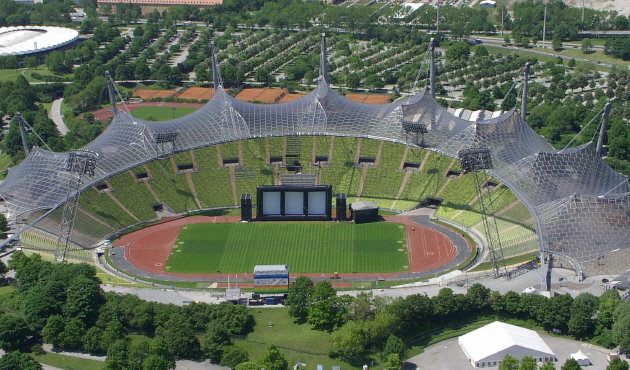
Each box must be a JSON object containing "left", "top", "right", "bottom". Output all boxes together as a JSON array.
[
  {"left": 98, "top": 0, "right": 221, "bottom": 5},
  {"left": 458, "top": 322, "right": 555, "bottom": 363},
  {"left": 0, "top": 26, "right": 78, "bottom": 56},
  {"left": 351, "top": 201, "right": 378, "bottom": 211},
  {"left": 254, "top": 265, "right": 288, "bottom": 274}
]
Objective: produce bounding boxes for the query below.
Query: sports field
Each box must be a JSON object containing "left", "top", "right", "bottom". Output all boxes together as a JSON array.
[
  {"left": 164, "top": 222, "right": 408, "bottom": 274},
  {"left": 130, "top": 106, "right": 199, "bottom": 121}
]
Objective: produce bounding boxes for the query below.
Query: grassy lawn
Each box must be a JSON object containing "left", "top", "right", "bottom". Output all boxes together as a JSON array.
[
  {"left": 0, "top": 152, "right": 12, "bottom": 170},
  {"left": 165, "top": 222, "right": 408, "bottom": 274},
  {"left": 34, "top": 352, "right": 104, "bottom": 370},
  {"left": 531, "top": 46, "right": 630, "bottom": 68},
  {"left": 130, "top": 106, "right": 199, "bottom": 121},
  {"left": 0, "top": 69, "right": 23, "bottom": 82},
  {"left": 236, "top": 307, "right": 381, "bottom": 369},
  {"left": 486, "top": 45, "right": 609, "bottom": 71}
]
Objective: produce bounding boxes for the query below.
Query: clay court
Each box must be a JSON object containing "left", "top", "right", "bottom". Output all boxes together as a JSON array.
[
  {"left": 114, "top": 215, "right": 462, "bottom": 280},
  {"left": 177, "top": 87, "right": 215, "bottom": 101},
  {"left": 345, "top": 94, "right": 390, "bottom": 104},
  {"left": 132, "top": 89, "right": 178, "bottom": 100}
]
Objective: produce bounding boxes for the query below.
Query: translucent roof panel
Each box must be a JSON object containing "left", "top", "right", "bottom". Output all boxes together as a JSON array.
[{"left": 0, "top": 50, "right": 628, "bottom": 274}]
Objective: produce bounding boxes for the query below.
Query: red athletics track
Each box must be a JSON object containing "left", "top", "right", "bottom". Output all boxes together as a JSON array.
[{"left": 114, "top": 215, "right": 458, "bottom": 280}]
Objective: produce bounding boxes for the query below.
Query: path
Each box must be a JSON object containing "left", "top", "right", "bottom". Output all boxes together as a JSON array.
[{"left": 49, "top": 98, "right": 68, "bottom": 135}]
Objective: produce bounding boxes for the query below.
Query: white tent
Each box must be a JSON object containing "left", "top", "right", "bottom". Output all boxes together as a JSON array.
[
  {"left": 458, "top": 321, "right": 556, "bottom": 368},
  {"left": 570, "top": 351, "right": 591, "bottom": 366}
]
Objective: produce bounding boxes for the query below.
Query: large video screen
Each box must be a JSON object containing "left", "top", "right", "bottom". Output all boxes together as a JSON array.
[
  {"left": 285, "top": 192, "right": 304, "bottom": 215},
  {"left": 262, "top": 191, "right": 281, "bottom": 215},
  {"left": 256, "top": 185, "right": 331, "bottom": 220},
  {"left": 308, "top": 191, "right": 326, "bottom": 215}
]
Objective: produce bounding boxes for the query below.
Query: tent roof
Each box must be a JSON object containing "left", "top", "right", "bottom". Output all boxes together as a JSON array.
[
  {"left": 570, "top": 351, "right": 590, "bottom": 360},
  {"left": 458, "top": 321, "right": 555, "bottom": 363}
]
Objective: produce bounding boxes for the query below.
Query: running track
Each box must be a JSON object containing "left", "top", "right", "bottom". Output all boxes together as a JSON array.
[{"left": 110, "top": 215, "right": 472, "bottom": 282}]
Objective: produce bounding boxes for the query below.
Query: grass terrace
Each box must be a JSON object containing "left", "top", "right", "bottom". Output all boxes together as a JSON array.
[
  {"left": 435, "top": 174, "right": 478, "bottom": 219},
  {"left": 398, "top": 151, "right": 451, "bottom": 205},
  {"left": 145, "top": 159, "right": 198, "bottom": 212},
  {"left": 321, "top": 137, "right": 361, "bottom": 196},
  {"left": 360, "top": 141, "right": 406, "bottom": 208},
  {"left": 106, "top": 171, "right": 156, "bottom": 221},
  {"left": 190, "top": 146, "right": 234, "bottom": 208},
  {"left": 236, "top": 140, "right": 274, "bottom": 203},
  {"left": 79, "top": 187, "right": 137, "bottom": 229}
]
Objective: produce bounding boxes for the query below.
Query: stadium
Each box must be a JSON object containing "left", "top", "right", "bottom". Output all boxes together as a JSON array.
[
  {"left": 0, "top": 26, "right": 79, "bottom": 56},
  {"left": 0, "top": 35, "right": 628, "bottom": 287}
]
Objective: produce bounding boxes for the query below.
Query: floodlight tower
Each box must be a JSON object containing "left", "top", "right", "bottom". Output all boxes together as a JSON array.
[
  {"left": 430, "top": 38, "right": 436, "bottom": 98},
  {"left": 403, "top": 121, "right": 428, "bottom": 148},
  {"left": 596, "top": 103, "right": 611, "bottom": 157},
  {"left": 105, "top": 71, "right": 117, "bottom": 115},
  {"left": 458, "top": 147, "right": 507, "bottom": 278},
  {"left": 55, "top": 149, "right": 99, "bottom": 263},
  {"left": 154, "top": 129, "right": 179, "bottom": 157},
  {"left": 521, "top": 63, "right": 530, "bottom": 123},
  {"left": 15, "top": 112, "right": 53, "bottom": 154}
]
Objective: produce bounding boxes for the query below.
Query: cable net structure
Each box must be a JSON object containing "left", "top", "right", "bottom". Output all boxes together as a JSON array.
[{"left": 0, "top": 36, "right": 628, "bottom": 276}]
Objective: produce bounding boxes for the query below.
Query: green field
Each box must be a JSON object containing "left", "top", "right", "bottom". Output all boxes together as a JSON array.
[
  {"left": 130, "top": 106, "right": 200, "bottom": 121},
  {"left": 165, "top": 222, "right": 408, "bottom": 274}
]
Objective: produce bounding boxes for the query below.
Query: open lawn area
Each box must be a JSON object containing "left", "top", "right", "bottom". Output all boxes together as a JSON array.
[
  {"left": 165, "top": 222, "right": 407, "bottom": 274},
  {"left": 34, "top": 352, "right": 104, "bottom": 370},
  {"left": 130, "top": 106, "right": 199, "bottom": 121},
  {"left": 236, "top": 307, "right": 383, "bottom": 369}
]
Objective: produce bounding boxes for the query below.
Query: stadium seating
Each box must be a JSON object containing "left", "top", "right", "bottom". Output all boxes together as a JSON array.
[{"left": 58, "top": 137, "right": 537, "bottom": 254}]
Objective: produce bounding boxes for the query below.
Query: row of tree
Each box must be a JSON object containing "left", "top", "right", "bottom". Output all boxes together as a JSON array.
[
  {"left": 285, "top": 276, "right": 630, "bottom": 366},
  {"left": 0, "top": 252, "right": 273, "bottom": 369}
]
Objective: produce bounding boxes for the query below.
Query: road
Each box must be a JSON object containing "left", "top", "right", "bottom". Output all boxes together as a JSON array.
[
  {"left": 478, "top": 37, "right": 614, "bottom": 68},
  {"left": 49, "top": 98, "right": 68, "bottom": 135}
]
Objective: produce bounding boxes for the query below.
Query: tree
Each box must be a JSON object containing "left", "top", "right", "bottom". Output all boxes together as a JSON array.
[
  {"left": 83, "top": 326, "right": 105, "bottom": 353},
  {"left": 254, "top": 68, "right": 273, "bottom": 86},
  {"left": 540, "top": 361, "right": 557, "bottom": 370},
  {"left": 445, "top": 42, "right": 470, "bottom": 61},
  {"left": 155, "top": 313, "right": 200, "bottom": 359},
  {"left": 364, "top": 74, "right": 384, "bottom": 90},
  {"left": 285, "top": 276, "right": 314, "bottom": 323},
  {"left": 499, "top": 355, "right": 518, "bottom": 370},
  {"left": 61, "top": 317, "right": 85, "bottom": 349},
  {"left": 258, "top": 344, "right": 288, "bottom": 370},
  {"left": 346, "top": 73, "right": 360, "bottom": 89},
  {"left": 568, "top": 293, "right": 598, "bottom": 339},
  {"left": 382, "top": 334, "right": 405, "bottom": 360},
  {"left": 41, "top": 315, "right": 65, "bottom": 347},
  {"left": 612, "top": 302, "right": 630, "bottom": 352},
  {"left": 201, "top": 322, "right": 231, "bottom": 363},
  {"left": 329, "top": 321, "right": 368, "bottom": 362},
  {"left": 128, "top": 341, "right": 150, "bottom": 370},
  {"left": 581, "top": 39, "right": 593, "bottom": 54},
  {"left": 220, "top": 346, "right": 249, "bottom": 368},
  {"left": 474, "top": 45, "right": 489, "bottom": 58},
  {"left": 568, "top": 58, "right": 576, "bottom": 68},
  {"left": 62, "top": 275, "right": 103, "bottom": 325},
  {"left": 552, "top": 34, "right": 563, "bottom": 51},
  {"left": 560, "top": 358, "right": 581, "bottom": 370},
  {"left": 519, "top": 356, "right": 537, "bottom": 370},
  {"left": 607, "top": 357, "right": 630, "bottom": 370},
  {"left": 466, "top": 283, "right": 491, "bottom": 312},
  {"left": 598, "top": 289, "right": 620, "bottom": 329},
  {"left": 235, "top": 362, "right": 259, "bottom": 370},
  {"left": 0, "top": 315, "right": 31, "bottom": 351},
  {"left": 385, "top": 353, "right": 401, "bottom": 370},
  {"left": 308, "top": 281, "right": 341, "bottom": 331},
  {"left": 105, "top": 339, "right": 129, "bottom": 370},
  {"left": 142, "top": 354, "right": 173, "bottom": 370},
  {"left": 0, "top": 351, "right": 41, "bottom": 370}
]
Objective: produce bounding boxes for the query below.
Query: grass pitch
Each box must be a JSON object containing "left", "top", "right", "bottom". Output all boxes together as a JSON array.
[
  {"left": 130, "top": 106, "right": 199, "bottom": 121},
  {"left": 164, "top": 222, "right": 408, "bottom": 274}
]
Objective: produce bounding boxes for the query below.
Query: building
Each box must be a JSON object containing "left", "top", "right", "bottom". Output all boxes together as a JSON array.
[
  {"left": 458, "top": 321, "right": 556, "bottom": 368},
  {"left": 479, "top": 0, "right": 496, "bottom": 7},
  {"left": 0, "top": 26, "right": 79, "bottom": 57},
  {"left": 97, "top": 0, "right": 221, "bottom": 15},
  {"left": 350, "top": 201, "right": 379, "bottom": 224}
]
